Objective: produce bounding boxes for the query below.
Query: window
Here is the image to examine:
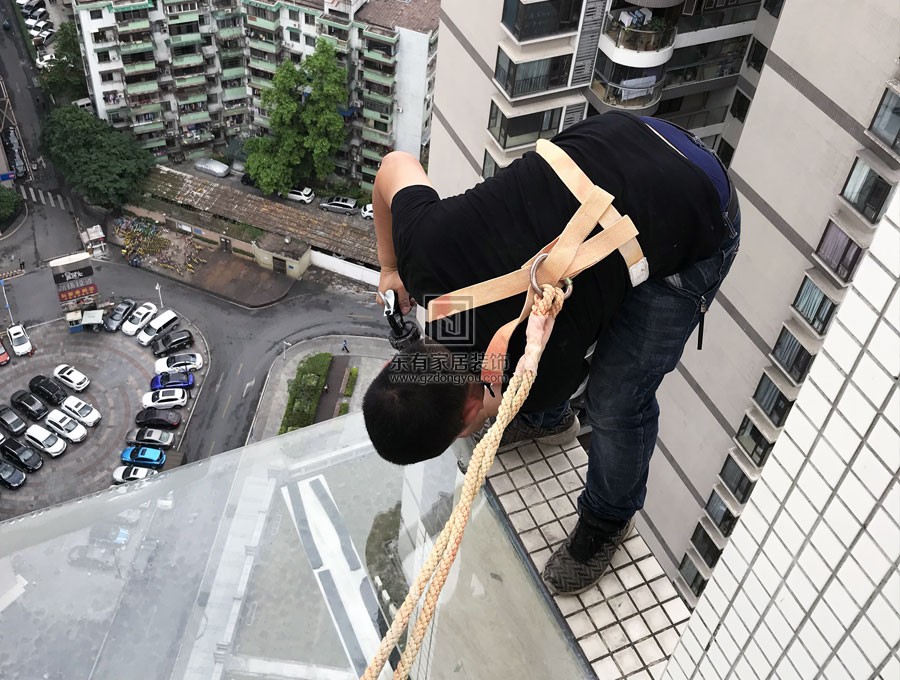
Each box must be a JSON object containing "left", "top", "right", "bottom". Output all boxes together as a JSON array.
[
  {"left": 746, "top": 38, "right": 767, "bottom": 71},
  {"left": 288, "top": 9, "right": 299, "bottom": 21},
  {"left": 792, "top": 277, "right": 836, "bottom": 334},
  {"left": 763, "top": 0, "right": 784, "bottom": 17},
  {"left": 495, "top": 49, "right": 571, "bottom": 98},
  {"left": 772, "top": 327, "right": 813, "bottom": 383},
  {"left": 655, "top": 97, "right": 683, "bottom": 116},
  {"left": 720, "top": 457, "right": 755, "bottom": 504},
  {"left": 730, "top": 90, "right": 751, "bottom": 122},
  {"left": 90, "top": 9, "right": 103, "bottom": 19},
  {"left": 483, "top": 150, "right": 503, "bottom": 179},
  {"left": 100, "top": 72, "right": 114, "bottom": 83},
  {"left": 717, "top": 139, "right": 735, "bottom": 168},
  {"left": 752, "top": 374, "right": 793, "bottom": 428},
  {"left": 305, "top": 13, "right": 315, "bottom": 25},
  {"left": 690, "top": 524, "right": 722, "bottom": 569},
  {"left": 305, "top": 35, "right": 316, "bottom": 47},
  {"left": 666, "top": 35, "right": 750, "bottom": 87},
  {"left": 679, "top": 555, "right": 707, "bottom": 597},
  {"left": 501, "top": 0, "right": 584, "bottom": 41},
  {"left": 97, "top": 51, "right": 111, "bottom": 63},
  {"left": 841, "top": 158, "right": 893, "bottom": 223},
  {"left": 705, "top": 491, "right": 738, "bottom": 537},
  {"left": 815, "top": 220, "right": 862, "bottom": 282},
  {"left": 287, "top": 28, "right": 301, "bottom": 42},
  {"left": 870, "top": 88, "right": 900, "bottom": 153},
  {"left": 737, "top": 415, "right": 774, "bottom": 466},
  {"left": 488, "top": 102, "right": 561, "bottom": 149}
]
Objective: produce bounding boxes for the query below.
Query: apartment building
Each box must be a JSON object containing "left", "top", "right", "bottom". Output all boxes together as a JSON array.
[
  {"left": 71, "top": 0, "right": 438, "bottom": 187},
  {"left": 429, "top": 0, "right": 899, "bottom": 588}
]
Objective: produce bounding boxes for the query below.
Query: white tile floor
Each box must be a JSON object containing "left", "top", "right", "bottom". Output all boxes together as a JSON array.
[{"left": 487, "top": 438, "right": 691, "bottom": 679}]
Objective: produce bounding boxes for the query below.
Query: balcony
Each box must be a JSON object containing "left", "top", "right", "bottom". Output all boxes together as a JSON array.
[
  {"left": 172, "top": 53, "right": 204, "bottom": 68},
  {"left": 125, "top": 80, "right": 159, "bottom": 96},
  {"left": 318, "top": 32, "right": 349, "bottom": 53},
  {"left": 137, "top": 136, "right": 167, "bottom": 149},
  {"left": 119, "top": 40, "right": 154, "bottom": 55},
  {"left": 590, "top": 76, "right": 663, "bottom": 109},
  {"left": 602, "top": 13, "right": 676, "bottom": 53},
  {"left": 362, "top": 49, "right": 395, "bottom": 66},
  {"left": 116, "top": 18, "right": 151, "bottom": 34},
  {"left": 245, "top": 14, "right": 278, "bottom": 32},
  {"left": 168, "top": 12, "right": 200, "bottom": 25},
  {"left": 181, "top": 130, "right": 215, "bottom": 144},
  {"left": 175, "top": 74, "right": 206, "bottom": 88},
  {"left": 361, "top": 146, "right": 383, "bottom": 162},
  {"left": 219, "top": 47, "right": 244, "bottom": 60},
  {"left": 249, "top": 57, "right": 277, "bottom": 74},
  {"left": 318, "top": 13, "right": 351, "bottom": 31},
  {"left": 169, "top": 32, "right": 202, "bottom": 46},
  {"left": 223, "top": 105, "right": 248, "bottom": 116},
  {"left": 362, "top": 108, "right": 392, "bottom": 124},
  {"left": 130, "top": 101, "right": 163, "bottom": 115},
  {"left": 217, "top": 25, "right": 243, "bottom": 40},
  {"left": 177, "top": 93, "right": 207, "bottom": 106},
  {"left": 665, "top": 58, "right": 743, "bottom": 89},
  {"left": 222, "top": 65, "right": 246, "bottom": 80},
  {"left": 123, "top": 61, "right": 156, "bottom": 76},
  {"left": 222, "top": 86, "right": 247, "bottom": 101},
  {"left": 659, "top": 106, "right": 728, "bottom": 131},
  {"left": 361, "top": 67, "right": 394, "bottom": 87},
  {"left": 362, "top": 127, "right": 393, "bottom": 145},
  {"left": 249, "top": 75, "right": 273, "bottom": 90},
  {"left": 363, "top": 26, "right": 398, "bottom": 43},
  {"left": 248, "top": 38, "right": 278, "bottom": 53},
  {"left": 180, "top": 110, "right": 212, "bottom": 125},
  {"left": 132, "top": 119, "right": 165, "bottom": 133},
  {"left": 364, "top": 89, "right": 393, "bottom": 105}
]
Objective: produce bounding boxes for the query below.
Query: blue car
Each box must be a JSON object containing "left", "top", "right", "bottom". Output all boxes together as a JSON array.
[
  {"left": 121, "top": 446, "right": 166, "bottom": 469},
  {"left": 150, "top": 371, "right": 195, "bottom": 391}
]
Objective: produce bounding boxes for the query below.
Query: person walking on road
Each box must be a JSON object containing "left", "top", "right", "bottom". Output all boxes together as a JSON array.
[{"left": 341, "top": 340, "right": 350, "bottom": 353}]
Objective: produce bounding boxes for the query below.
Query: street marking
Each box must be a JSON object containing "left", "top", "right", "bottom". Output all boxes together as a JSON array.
[
  {"left": 18, "top": 186, "right": 26, "bottom": 199},
  {"left": 214, "top": 373, "right": 224, "bottom": 393},
  {"left": 206, "top": 440, "right": 216, "bottom": 458},
  {"left": 221, "top": 394, "right": 232, "bottom": 417},
  {"left": 48, "top": 192, "right": 55, "bottom": 207},
  {"left": 236, "top": 362, "right": 243, "bottom": 377},
  {"left": 28, "top": 187, "right": 36, "bottom": 201},
  {"left": 242, "top": 378, "right": 256, "bottom": 399},
  {"left": 38, "top": 190, "right": 45, "bottom": 205},
  {"left": 59, "top": 194, "right": 67, "bottom": 209}
]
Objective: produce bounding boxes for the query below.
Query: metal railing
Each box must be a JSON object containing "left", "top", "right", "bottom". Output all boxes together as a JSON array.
[
  {"left": 659, "top": 105, "right": 728, "bottom": 130},
  {"left": 603, "top": 13, "right": 676, "bottom": 52},
  {"left": 495, "top": 67, "right": 568, "bottom": 98},
  {"left": 677, "top": 3, "right": 760, "bottom": 32},
  {"left": 590, "top": 76, "right": 664, "bottom": 109}
]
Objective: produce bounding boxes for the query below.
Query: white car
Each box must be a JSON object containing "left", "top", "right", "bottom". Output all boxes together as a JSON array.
[
  {"left": 360, "top": 203, "right": 374, "bottom": 220},
  {"left": 112, "top": 466, "right": 158, "bottom": 485},
  {"left": 121, "top": 302, "right": 158, "bottom": 336},
  {"left": 154, "top": 352, "right": 204, "bottom": 374},
  {"left": 7, "top": 325, "right": 32, "bottom": 357},
  {"left": 46, "top": 409, "right": 88, "bottom": 443},
  {"left": 36, "top": 53, "right": 56, "bottom": 70},
  {"left": 24, "top": 424, "right": 67, "bottom": 457},
  {"left": 54, "top": 364, "right": 90, "bottom": 392},
  {"left": 141, "top": 388, "right": 187, "bottom": 410},
  {"left": 284, "top": 187, "right": 315, "bottom": 204},
  {"left": 61, "top": 395, "right": 102, "bottom": 427}
]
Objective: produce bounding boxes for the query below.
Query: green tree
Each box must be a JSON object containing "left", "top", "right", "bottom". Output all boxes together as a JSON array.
[
  {"left": 245, "top": 39, "right": 347, "bottom": 194},
  {"left": 42, "top": 107, "right": 153, "bottom": 208},
  {"left": 0, "top": 186, "right": 23, "bottom": 224},
  {"left": 40, "top": 22, "right": 88, "bottom": 103}
]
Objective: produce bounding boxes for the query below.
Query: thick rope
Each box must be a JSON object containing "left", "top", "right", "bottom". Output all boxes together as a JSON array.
[{"left": 361, "top": 284, "right": 566, "bottom": 680}]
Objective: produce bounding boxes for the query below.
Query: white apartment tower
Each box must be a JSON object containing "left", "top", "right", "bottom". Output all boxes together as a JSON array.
[
  {"left": 71, "top": 0, "right": 439, "bottom": 188},
  {"left": 429, "top": 0, "right": 900, "bottom": 605}
]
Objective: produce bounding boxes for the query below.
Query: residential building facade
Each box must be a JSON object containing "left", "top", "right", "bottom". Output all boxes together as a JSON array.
[{"left": 71, "top": 0, "right": 438, "bottom": 188}]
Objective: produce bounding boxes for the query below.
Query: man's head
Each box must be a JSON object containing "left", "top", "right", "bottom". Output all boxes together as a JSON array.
[{"left": 363, "top": 338, "right": 484, "bottom": 465}]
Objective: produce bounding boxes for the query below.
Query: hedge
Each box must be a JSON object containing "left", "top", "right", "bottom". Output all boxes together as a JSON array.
[
  {"left": 337, "top": 402, "right": 349, "bottom": 416},
  {"left": 278, "top": 352, "right": 332, "bottom": 434},
  {"left": 343, "top": 366, "right": 358, "bottom": 397}
]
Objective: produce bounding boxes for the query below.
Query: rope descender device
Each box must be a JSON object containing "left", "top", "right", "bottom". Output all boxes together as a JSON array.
[{"left": 379, "top": 289, "right": 421, "bottom": 352}]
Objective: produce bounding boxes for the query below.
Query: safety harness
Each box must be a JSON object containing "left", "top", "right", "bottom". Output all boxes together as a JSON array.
[{"left": 361, "top": 139, "right": 648, "bottom": 680}]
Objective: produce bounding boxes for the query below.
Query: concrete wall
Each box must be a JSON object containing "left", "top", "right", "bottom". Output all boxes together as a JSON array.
[
  {"left": 394, "top": 27, "right": 429, "bottom": 156},
  {"left": 309, "top": 250, "right": 379, "bottom": 286}
]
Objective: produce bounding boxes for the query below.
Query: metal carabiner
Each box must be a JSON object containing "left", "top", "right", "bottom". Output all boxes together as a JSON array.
[{"left": 529, "top": 253, "right": 573, "bottom": 299}]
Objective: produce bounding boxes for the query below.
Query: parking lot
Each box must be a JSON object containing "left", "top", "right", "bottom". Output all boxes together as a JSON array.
[{"left": 0, "top": 314, "right": 205, "bottom": 521}]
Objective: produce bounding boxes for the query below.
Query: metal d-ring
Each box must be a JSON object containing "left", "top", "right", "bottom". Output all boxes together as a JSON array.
[{"left": 529, "top": 253, "right": 574, "bottom": 299}]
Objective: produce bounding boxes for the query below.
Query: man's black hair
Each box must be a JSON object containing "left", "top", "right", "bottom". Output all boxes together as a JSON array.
[{"left": 363, "top": 338, "right": 473, "bottom": 465}]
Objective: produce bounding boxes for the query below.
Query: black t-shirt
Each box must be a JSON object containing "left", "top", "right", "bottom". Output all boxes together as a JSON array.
[{"left": 391, "top": 112, "right": 726, "bottom": 412}]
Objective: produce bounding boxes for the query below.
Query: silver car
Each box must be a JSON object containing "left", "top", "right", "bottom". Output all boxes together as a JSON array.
[{"left": 319, "top": 196, "right": 358, "bottom": 215}]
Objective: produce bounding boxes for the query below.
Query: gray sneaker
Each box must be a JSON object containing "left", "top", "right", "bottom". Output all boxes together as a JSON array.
[
  {"left": 542, "top": 516, "right": 635, "bottom": 596},
  {"left": 496, "top": 408, "right": 579, "bottom": 453}
]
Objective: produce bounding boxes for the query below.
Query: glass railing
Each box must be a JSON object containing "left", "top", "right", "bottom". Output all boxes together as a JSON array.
[
  {"left": 665, "top": 57, "right": 743, "bottom": 88},
  {"left": 603, "top": 13, "right": 677, "bottom": 52},
  {"left": 659, "top": 105, "right": 728, "bottom": 129},
  {"left": 677, "top": 3, "right": 761, "bottom": 32},
  {"left": 495, "top": 67, "right": 568, "bottom": 98},
  {"left": 590, "top": 75, "right": 664, "bottom": 109}
]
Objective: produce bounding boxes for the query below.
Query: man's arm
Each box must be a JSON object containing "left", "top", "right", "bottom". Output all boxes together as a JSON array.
[{"left": 373, "top": 151, "right": 433, "bottom": 314}]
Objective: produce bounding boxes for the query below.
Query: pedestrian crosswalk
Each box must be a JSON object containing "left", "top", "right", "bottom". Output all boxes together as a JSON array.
[{"left": 17, "top": 185, "right": 73, "bottom": 212}]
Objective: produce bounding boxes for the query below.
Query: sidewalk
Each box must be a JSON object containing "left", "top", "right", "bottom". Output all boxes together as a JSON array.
[{"left": 247, "top": 335, "right": 394, "bottom": 445}]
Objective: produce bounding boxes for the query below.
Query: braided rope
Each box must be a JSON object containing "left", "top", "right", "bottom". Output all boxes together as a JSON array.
[{"left": 361, "top": 284, "right": 566, "bottom": 680}]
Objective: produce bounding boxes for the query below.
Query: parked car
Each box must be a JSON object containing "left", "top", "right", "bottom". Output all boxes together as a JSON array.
[
  {"left": 11, "top": 390, "right": 47, "bottom": 421},
  {"left": 121, "top": 302, "right": 158, "bottom": 336},
  {"left": 141, "top": 388, "right": 187, "bottom": 410},
  {"left": 90, "top": 523, "right": 130, "bottom": 547},
  {"left": 0, "top": 461, "right": 26, "bottom": 489},
  {"left": 29, "top": 375, "right": 67, "bottom": 405},
  {"left": 0, "top": 438, "right": 43, "bottom": 472},
  {"left": 67, "top": 545, "right": 117, "bottom": 570},
  {"left": 32, "top": 29, "right": 54, "bottom": 47},
  {"left": 194, "top": 158, "right": 230, "bottom": 178},
  {"left": 154, "top": 352, "right": 203, "bottom": 374},
  {"left": 112, "top": 465, "right": 158, "bottom": 485},
  {"left": 121, "top": 446, "right": 166, "bottom": 469},
  {"left": 53, "top": 364, "right": 90, "bottom": 392},
  {"left": 7, "top": 325, "right": 32, "bottom": 357},
  {"left": 240, "top": 173, "right": 256, "bottom": 187},
  {"left": 135, "top": 408, "right": 181, "bottom": 429},
  {"left": 151, "top": 329, "right": 194, "bottom": 357},
  {"left": 360, "top": 203, "right": 374, "bottom": 220},
  {"left": 0, "top": 338, "right": 9, "bottom": 366},
  {"left": 24, "top": 424, "right": 66, "bottom": 457},
  {"left": 284, "top": 187, "right": 315, "bottom": 204},
  {"left": 46, "top": 409, "right": 87, "bottom": 443},
  {"left": 137, "top": 309, "right": 178, "bottom": 346},
  {"left": 35, "top": 52, "right": 56, "bottom": 70},
  {"left": 150, "top": 371, "right": 194, "bottom": 391},
  {"left": 0, "top": 405, "right": 27, "bottom": 436},
  {"left": 103, "top": 298, "right": 136, "bottom": 332},
  {"left": 61, "top": 395, "right": 102, "bottom": 427},
  {"left": 124, "top": 427, "right": 175, "bottom": 449},
  {"left": 319, "top": 196, "right": 359, "bottom": 215}
]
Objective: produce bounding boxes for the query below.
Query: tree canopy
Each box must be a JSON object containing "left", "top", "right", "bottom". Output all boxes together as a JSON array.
[
  {"left": 0, "top": 186, "right": 23, "bottom": 225},
  {"left": 42, "top": 106, "right": 154, "bottom": 208},
  {"left": 40, "top": 22, "right": 88, "bottom": 103},
  {"left": 246, "top": 39, "right": 348, "bottom": 195}
]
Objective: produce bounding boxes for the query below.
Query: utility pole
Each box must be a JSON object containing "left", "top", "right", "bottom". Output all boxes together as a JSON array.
[
  {"left": 155, "top": 282, "right": 163, "bottom": 309},
  {"left": 282, "top": 340, "right": 292, "bottom": 362},
  {"left": 0, "top": 279, "right": 13, "bottom": 325}
]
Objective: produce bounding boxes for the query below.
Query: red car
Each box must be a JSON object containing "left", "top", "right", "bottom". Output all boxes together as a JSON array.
[{"left": 0, "top": 339, "right": 10, "bottom": 366}]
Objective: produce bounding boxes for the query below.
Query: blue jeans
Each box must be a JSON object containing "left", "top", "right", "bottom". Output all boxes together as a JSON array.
[{"left": 529, "top": 210, "right": 741, "bottom": 524}]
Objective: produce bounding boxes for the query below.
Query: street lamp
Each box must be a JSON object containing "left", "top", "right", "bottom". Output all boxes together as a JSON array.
[
  {"left": 282, "top": 340, "right": 292, "bottom": 362},
  {"left": 155, "top": 282, "right": 164, "bottom": 309},
  {"left": 0, "top": 280, "right": 12, "bottom": 325}
]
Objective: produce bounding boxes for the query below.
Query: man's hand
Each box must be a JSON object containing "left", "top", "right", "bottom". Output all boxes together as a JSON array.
[{"left": 379, "top": 267, "right": 414, "bottom": 314}]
